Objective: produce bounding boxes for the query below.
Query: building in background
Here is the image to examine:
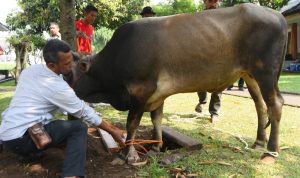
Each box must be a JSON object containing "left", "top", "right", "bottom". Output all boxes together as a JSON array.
[
  {"left": 281, "top": 0, "right": 300, "bottom": 61},
  {"left": 0, "top": 22, "right": 15, "bottom": 63}
]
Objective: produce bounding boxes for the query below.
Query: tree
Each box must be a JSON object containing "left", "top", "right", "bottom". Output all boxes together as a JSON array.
[
  {"left": 59, "top": 0, "right": 76, "bottom": 50},
  {"left": 221, "top": 0, "right": 288, "bottom": 9},
  {"left": 7, "top": 33, "right": 45, "bottom": 83},
  {"left": 172, "top": 0, "right": 197, "bottom": 14},
  {"left": 6, "top": 0, "right": 55, "bottom": 82},
  {"left": 6, "top": 0, "right": 146, "bottom": 80}
]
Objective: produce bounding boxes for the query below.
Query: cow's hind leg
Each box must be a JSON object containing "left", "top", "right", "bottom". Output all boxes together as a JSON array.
[
  {"left": 250, "top": 72, "right": 284, "bottom": 164},
  {"left": 243, "top": 75, "right": 268, "bottom": 149},
  {"left": 150, "top": 102, "right": 164, "bottom": 152}
]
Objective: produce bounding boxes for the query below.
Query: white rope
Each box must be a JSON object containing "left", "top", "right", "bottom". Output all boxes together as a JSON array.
[
  {"left": 235, "top": 135, "right": 251, "bottom": 150},
  {"left": 264, "top": 151, "right": 279, "bottom": 158}
]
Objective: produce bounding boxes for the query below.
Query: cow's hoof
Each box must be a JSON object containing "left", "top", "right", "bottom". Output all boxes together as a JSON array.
[
  {"left": 260, "top": 153, "right": 276, "bottom": 164},
  {"left": 126, "top": 146, "right": 141, "bottom": 165},
  {"left": 251, "top": 141, "right": 265, "bottom": 151}
]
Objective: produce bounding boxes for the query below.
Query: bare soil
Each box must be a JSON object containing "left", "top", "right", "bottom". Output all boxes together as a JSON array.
[{"left": 0, "top": 127, "right": 145, "bottom": 178}]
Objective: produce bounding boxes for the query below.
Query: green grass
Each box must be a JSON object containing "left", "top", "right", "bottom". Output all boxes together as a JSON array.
[
  {"left": 0, "top": 64, "right": 15, "bottom": 70},
  {"left": 71, "top": 92, "right": 300, "bottom": 177},
  {"left": 0, "top": 80, "right": 16, "bottom": 90},
  {"left": 279, "top": 72, "right": 300, "bottom": 93}
]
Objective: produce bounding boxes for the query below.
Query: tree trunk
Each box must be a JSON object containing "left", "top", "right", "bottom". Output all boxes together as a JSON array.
[
  {"left": 14, "top": 43, "right": 28, "bottom": 84},
  {"left": 59, "top": 0, "right": 76, "bottom": 50}
]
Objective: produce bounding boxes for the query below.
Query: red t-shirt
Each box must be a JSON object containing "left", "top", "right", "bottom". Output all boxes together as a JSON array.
[{"left": 76, "top": 19, "right": 94, "bottom": 53}]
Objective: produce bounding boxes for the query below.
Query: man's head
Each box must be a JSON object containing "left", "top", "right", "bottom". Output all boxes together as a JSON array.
[
  {"left": 43, "top": 39, "right": 73, "bottom": 75},
  {"left": 84, "top": 4, "right": 98, "bottom": 25},
  {"left": 204, "top": 0, "right": 219, "bottom": 10},
  {"left": 140, "top": 6, "right": 156, "bottom": 18},
  {"left": 49, "top": 22, "right": 60, "bottom": 37}
]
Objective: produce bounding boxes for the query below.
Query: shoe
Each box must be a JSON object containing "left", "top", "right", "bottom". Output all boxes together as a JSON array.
[
  {"left": 238, "top": 87, "right": 244, "bottom": 91},
  {"left": 195, "top": 103, "right": 203, "bottom": 113},
  {"left": 210, "top": 115, "right": 219, "bottom": 123}
]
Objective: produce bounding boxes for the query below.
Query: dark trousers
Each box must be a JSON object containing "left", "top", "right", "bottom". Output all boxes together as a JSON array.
[
  {"left": 197, "top": 91, "right": 222, "bottom": 116},
  {"left": 238, "top": 78, "right": 244, "bottom": 88},
  {"left": 3, "top": 120, "right": 88, "bottom": 177},
  {"left": 228, "top": 78, "right": 245, "bottom": 89}
]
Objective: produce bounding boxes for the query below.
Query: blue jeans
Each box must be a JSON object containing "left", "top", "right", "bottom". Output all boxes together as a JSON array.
[{"left": 3, "top": 120, "right": 88, "bottom": 177}]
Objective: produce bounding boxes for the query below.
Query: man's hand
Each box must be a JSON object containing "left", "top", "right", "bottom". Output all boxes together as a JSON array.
[
  {"left": 110, "top": 128, "right": 126, "bottom": 148},
  {"left": 76, "top": 31, "right": 89, "bottom": 39},
  {"left": 98, "top": 120, "right": 126, "bottom": 147}
]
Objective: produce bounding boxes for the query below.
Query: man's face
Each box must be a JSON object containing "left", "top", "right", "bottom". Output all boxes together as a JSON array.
[
  {"left": 204, "top": 0, "right": 219, "bottom": 9},
  {"left": 85, "top": 11, "right": 97, "bottom": 25},
  {"left": 49, "top": 25, "right": 59, "bottom": 36},
  {"left": 52, "top": 51, "right": 74, "bottom": 75}
]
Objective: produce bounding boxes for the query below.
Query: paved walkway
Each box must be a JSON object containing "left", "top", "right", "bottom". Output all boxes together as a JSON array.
[{"left": 223, "top": 87, "right": 300, "bottom": 108}]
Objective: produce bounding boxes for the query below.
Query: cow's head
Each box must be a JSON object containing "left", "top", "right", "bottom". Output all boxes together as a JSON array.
[{"left": 63, "top": 52, "right": 93, "bottom": 89}]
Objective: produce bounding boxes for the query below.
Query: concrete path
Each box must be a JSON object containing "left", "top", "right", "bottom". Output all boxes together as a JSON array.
[{"left": 223, "top": 87, "right": 300, "bottom": 108}]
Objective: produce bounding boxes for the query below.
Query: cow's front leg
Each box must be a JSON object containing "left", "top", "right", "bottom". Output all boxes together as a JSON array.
[
  {"left": 122, "top": 108, "right": 144, "bottom": 164},
  {"left": 150, "top": 103, "right": 164, "bottom": 152}
]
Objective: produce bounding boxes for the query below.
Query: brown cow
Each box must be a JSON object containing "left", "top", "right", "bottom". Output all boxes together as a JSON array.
[{"left": 70, "top": 3, "right": 287, "bottom": 164}]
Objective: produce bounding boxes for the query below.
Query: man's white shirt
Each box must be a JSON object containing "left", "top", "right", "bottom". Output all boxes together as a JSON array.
[{"left": 0, "top": 64, "right": 101, "bottom": 141}]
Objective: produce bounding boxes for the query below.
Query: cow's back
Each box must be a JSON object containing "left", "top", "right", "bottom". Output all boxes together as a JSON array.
[{"left": 90, "top": 3, "right": 287, "bottom": 111}]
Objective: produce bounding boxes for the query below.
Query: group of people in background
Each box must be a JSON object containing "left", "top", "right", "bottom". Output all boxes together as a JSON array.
[{"left": 46, "top": 4, "right": 98, "bottom": 56}]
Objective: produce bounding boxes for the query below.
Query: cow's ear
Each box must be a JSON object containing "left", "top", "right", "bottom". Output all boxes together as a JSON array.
[{"left": 78, "top": 60, "right": 91, "bottom": 73}]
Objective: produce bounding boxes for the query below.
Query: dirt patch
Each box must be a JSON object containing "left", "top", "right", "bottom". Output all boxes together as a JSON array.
[{"left": 0, "top": 127, "right": 144, "bottom": 178}]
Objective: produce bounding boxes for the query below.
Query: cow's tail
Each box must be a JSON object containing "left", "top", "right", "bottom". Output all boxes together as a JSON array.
[
  {"left": 265, "top": 23, "right": 287, "bottom": 130},
  {"left": 276, "top": 22, "right": 288, "bottom": 82}
]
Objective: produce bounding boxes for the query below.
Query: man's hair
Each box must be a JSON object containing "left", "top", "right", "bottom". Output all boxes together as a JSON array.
[
  {"left": 43, "top": 39, "right": 71, "bottom": 64},
  {"left": 84, "top": 4, "right": 98, "bottom": 13},
  {"left": 50, "top": 22, "right": 59, "bottom": 28}
]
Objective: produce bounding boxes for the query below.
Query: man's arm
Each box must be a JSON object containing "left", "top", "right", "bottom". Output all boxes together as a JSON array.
[
  {"left": 48, "top": 85, "right": 125, "bottom": 146},
  {"left": 98, "top": 120, "right": 126, "bottom": 147}
]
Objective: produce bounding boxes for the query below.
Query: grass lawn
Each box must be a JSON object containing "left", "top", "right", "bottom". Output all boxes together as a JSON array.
[
  {"left": 279, "top": 72, "right": 300, "bottom": 93},
  {"left": 95, "top": 93, "right": 300, "bottom": 177},
  {"left": 0, "top": 75, "right": 299, "bottom": 177},
  {"left": 0, "top": 64, "right": 15, "bottom": 70}
]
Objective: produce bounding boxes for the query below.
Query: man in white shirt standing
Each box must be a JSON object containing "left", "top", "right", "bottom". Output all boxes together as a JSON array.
[
  {"left": 0, "top": 39, "right": 125, "bottom": 178},
  {"left": 49, "top": 22, "right": 61, "bottom": 40}
]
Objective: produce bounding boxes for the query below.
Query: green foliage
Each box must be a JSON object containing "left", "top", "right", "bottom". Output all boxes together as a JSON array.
[
  {"left": 92, "top": 27, "right": 114, "bottom": 52},
  {"left": 221, "top": 0, "right": 288, "bottom": 9},
  {"left": 153, "top": 0, "right": 201, "bottom": 16},
  {"left": 8, "top": 32, "right": 45, "bottom": 52},
  {"left": 74, "top": 0, "right": 144, "bottom": 30},
  {"left": 172, "top": 0, "right": 197, "bottom": 14},
  {"left": 152, "top": 2, "right": 174, "bottom": 16},
  {"left": 6, "top": 0, "right": 59, "bottom": 34}
]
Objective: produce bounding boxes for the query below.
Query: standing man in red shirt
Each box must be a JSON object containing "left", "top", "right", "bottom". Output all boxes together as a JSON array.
[{"left": 76, "top": 4, "right": 98, "bottom": 56}]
